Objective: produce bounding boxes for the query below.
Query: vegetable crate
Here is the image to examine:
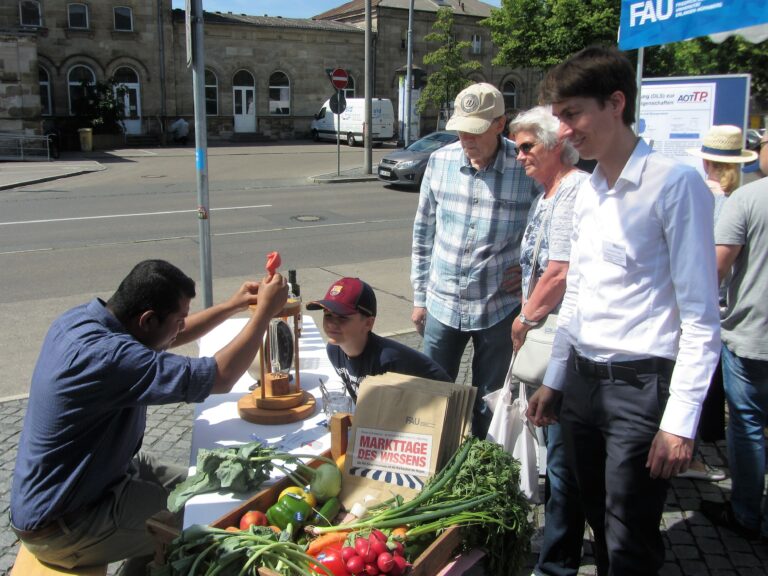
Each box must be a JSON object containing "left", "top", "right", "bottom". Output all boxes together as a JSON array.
[{"left": 147, "top": 413, "right": 463, "bottom": 576}]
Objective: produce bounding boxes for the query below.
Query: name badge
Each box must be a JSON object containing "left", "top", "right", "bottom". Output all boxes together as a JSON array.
[{"left": 602, "top": 240, "right": 626, "bottom": 267}]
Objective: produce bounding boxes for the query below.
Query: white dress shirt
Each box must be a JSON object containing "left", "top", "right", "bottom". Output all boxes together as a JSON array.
[{"left": 543, "top": 139, "right": 721, "bottom": 439}]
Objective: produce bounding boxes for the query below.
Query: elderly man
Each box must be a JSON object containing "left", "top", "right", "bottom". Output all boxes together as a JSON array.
[{"left": 411, "top": 82, "right": 537, "bottom": 438}]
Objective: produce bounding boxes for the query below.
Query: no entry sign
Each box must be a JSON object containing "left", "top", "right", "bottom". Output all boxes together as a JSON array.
[{"left": 330, "top": 68, "right": 349, "bottom": 90}]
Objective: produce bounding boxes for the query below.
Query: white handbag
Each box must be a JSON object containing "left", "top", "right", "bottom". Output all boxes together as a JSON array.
[{"left": 485, "top": 360, "right": 540, "bottom": 501}]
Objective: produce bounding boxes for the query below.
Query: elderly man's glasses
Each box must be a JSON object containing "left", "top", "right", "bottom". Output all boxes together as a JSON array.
[{"left": 517, "top": 142, "right": 537, "bottom": 154}]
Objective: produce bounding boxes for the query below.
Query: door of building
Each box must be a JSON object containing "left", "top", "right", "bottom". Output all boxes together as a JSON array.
[
  {"left": 114, "top": 67, "right": 141, "bottom": 135},
  {"left": 233, "top": 70, "right": 256, "bottom": 133}
]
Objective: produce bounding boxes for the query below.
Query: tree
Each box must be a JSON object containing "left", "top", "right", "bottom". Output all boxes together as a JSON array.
[
  {"left": 418, "top": 7, "right": 482, "bottom": 128},
  {"left": 482, "top": 0, "right": 620, "bottom": 70},
  {"left": 73, "top": 78, "right": 127, "bottom": 134}
]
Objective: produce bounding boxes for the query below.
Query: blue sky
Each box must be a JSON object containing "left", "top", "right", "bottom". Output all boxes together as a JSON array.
[{"left": 171, "top": 1, "right": 501, "bottom": 18}]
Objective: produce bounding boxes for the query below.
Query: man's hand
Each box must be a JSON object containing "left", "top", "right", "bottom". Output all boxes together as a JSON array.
[
  {"left": 646, "top": 430, "right": 694, "bottom": 479},
  {"left": 526, "top": 385, "right": 561, "bottom": 427},
  {"left": 412, "top": 307, "right": 427, "bottom": 336},
  {"left": 511, "top": 316, "right": 531, "bottom": 351},
  {"left": 253, "top": 273, "right": 288, "bottom": 319},
  {"left": 225, "top": 281, "right": 261, "bottom": 312},
  {"left": 502, "top": 265, "right": 523, "bottom": 294}
]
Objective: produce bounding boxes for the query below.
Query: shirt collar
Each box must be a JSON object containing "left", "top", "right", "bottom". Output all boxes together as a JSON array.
[
  {"left": 88, "top": 297, "right": 128, "bottom": 334},
  {"left": 590, "top": 137, "right": 650, "bottom": 194}
]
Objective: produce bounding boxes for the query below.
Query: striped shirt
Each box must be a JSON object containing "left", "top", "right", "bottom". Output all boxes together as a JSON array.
[{"left": 411, "top": 137, "right": 537, "bottom": 330}]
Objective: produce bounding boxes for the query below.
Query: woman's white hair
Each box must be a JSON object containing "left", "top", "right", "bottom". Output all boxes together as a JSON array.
[{"left": 509, "top": 106, "right": 579, "bottom": 166}]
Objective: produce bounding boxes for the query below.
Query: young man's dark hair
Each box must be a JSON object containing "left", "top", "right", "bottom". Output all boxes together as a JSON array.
[
  {"left": 107, "top": 259, "right": 196, "bottom": 322},
  {"left": 539, "top": 45, "right": 637, "bottom": 126}
]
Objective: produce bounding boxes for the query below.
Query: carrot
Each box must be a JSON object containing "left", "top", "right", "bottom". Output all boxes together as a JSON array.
[
  {"left": 305, "top": 530, "right": 350, "bottom": 556},
  {"left": 391, "top": 526, "right": 408, "bottom": 540}
]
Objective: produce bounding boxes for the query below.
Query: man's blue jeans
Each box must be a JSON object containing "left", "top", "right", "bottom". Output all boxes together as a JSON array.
[
  {"left": 721, "top": 343, "right": 768, "bottom": 537},
  {"left": 535, "top": 422, "right": 585, "bottom": 576},
  {"left": 422, "top": 311, "right": 515, "bottom": 438}
]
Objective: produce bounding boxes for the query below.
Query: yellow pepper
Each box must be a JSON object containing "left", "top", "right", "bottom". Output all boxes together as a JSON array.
[{"left": 278, "top": 485, "right": 317, "bottom": 508}]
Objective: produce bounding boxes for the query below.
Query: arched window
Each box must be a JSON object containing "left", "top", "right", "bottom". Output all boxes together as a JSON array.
[
  {"left": 39, "top": 67, "right": 52, "bottom": 116},
  {"left": 471, "top": 34, "right": 482, "bottom": 55},
  {"left": 68, "top": 3, "right": 89, "bottom": 29},
  {"left": 113, "top": 67, "right": 137, "bottom": 84},
  {"left": 503, "top": 81, "right": 517, "bottom": 111},
  {"left": 68, "top": 65, "right": 95, "bottom": 115},
  {"left": 19, "top": 0, "right": 41, "bottom": 27},
  {"left": 269, "top": 72, "right": 290, "bottom": 115},
  {"left": 114, "top": 6, "right": 133, "bottom": 31},
  {"left": 343, "top": 75, "right": 356, "bottom": 99},
  {"left": 205, "top": 69, "right": 218, "bottom": 116}
]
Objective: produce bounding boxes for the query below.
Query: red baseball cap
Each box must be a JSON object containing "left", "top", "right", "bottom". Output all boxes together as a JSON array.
[{"left": 306, "top": 277, "right": 377, "bottom": 317}]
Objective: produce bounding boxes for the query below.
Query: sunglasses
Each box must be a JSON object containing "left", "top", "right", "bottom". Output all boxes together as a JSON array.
[{"left": 517, "top": 142, "right": 537, "bottom": 154}]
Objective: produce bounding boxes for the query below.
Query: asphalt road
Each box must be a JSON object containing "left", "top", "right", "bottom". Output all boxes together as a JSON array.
[{"left": 0, "top": 143, "right": 422, "bottom": 398}]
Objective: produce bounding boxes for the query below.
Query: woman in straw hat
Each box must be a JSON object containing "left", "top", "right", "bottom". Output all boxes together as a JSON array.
[
  {"left": 688, "top": 125, "right": 758, "bottom": 220},
  {"left": 678, "top": 125, "right": 758, "bottom": 482}
]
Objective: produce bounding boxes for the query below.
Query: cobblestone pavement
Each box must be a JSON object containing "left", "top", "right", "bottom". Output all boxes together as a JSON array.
[{"left": 1, "top": 332, "right": 766, "bottom": 575}]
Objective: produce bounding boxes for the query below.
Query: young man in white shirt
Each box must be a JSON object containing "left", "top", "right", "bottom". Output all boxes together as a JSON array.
[{"left": 527, "top": 46, "right": 721, "bottom": 576}]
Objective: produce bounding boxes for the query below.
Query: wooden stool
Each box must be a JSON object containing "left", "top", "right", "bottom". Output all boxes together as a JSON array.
[{"left": 11, "top": 544, "right": 107, "bottom": 576}]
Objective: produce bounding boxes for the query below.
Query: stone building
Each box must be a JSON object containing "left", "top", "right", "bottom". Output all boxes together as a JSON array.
[{"left": 0, "top": 0, "right": 539, "bottom": 147}]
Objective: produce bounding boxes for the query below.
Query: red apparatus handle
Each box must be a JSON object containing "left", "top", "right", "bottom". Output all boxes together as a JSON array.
[{"left": 265, "top": 251, "right": 281, "bottom": 276}]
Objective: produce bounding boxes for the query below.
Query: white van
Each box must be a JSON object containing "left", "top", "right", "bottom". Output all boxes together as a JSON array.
[{"left": 311, "top": 98, "right": 394, "bottom": 146}]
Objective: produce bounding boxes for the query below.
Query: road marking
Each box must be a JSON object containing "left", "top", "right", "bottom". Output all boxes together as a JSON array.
[{"left": 0, "top": 204, "right": 272, "bottom": 226}]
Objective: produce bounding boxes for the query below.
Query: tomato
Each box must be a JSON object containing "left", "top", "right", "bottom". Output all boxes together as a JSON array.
[
  {"left": 376, "top": 552, "right": 394, "bottom": 573},
  {"left": 239, "top": 509, "right": 269, "bottom": 530},
  {"left": 315, "top": 549, "right": 350, "bottom": 576},
  {"left": 265, "top": 251, "right": 281, "bottom": 275}
]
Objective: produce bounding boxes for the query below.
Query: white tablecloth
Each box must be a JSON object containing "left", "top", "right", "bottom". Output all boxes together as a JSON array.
[{"left": 183, "top": 314, "right": 337, "bottom": 528}]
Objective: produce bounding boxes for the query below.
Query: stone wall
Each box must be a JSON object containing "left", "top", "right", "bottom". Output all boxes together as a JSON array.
[{"left": 0, "top": 34, "right": 41, "bottom": 133}]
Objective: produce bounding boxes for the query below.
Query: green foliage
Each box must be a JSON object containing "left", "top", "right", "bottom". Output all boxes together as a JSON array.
[
  {"left": 644, "top": 37, "right": 768, "bottom": 107},
  {"left": 73, "top": 77, "right": 127, "bottom": 134},
  {"left": 417, "top": 7, "right": 482, "bottom": 123},
  {"left": 482, "top": 0, "right": 620, "bottom": 69}
]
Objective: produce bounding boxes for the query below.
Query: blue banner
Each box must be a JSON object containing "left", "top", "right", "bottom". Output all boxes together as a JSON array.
[{"left": 619, "top": 0, "right": 768, "bottom": 50}]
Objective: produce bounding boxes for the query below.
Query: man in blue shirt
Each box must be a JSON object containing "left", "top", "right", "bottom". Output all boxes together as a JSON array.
[
  {"left": 308, "top": 277, "right": 451, "bottom": 402},
  {"left": 411, "top": 82, "right": 536, "bottom": 438},
  {"left": 11, "top": 259, "right": 288, "bottom": 571}
]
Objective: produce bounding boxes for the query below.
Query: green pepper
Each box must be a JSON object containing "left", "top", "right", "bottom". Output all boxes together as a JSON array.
[{"left": 266, "top": 493, "right": 313, "bottom": 530}]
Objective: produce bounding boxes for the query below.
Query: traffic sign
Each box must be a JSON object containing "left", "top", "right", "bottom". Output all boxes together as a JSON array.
[
  {"left": 330, "top": 68, "right": 349, "bottom": 90},
  {"left": 329, "top": 92, "right": 347, "bottom": 114}
]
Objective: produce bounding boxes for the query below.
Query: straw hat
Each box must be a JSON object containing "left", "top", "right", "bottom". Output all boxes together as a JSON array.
[{"left": 687, "top": 125, "right": 758, "bottom": 164}]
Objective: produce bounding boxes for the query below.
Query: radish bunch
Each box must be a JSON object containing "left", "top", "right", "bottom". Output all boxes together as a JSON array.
[{"left": 340, "top": 529, "right": 410, "bottom": 576}]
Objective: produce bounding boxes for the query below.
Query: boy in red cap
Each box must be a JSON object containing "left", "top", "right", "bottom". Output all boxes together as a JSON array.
[{"left": 307, "top": 277, "right": 450, "bottom": 401}]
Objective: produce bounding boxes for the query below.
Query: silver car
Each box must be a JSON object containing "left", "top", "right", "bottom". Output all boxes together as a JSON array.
[{"left": 377, "top": 131, "right": 459, "bottom": 188}]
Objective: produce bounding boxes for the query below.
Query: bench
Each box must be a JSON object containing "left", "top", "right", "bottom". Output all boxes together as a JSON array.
[{"left": 11, "top": 544, "right": 107, "bottom": 576}]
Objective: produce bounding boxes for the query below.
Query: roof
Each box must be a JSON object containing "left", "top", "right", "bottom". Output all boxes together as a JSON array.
[
  {"left": 313, "top": 0, "right": 495, "bottom": 20},
  {"left": 170, "top": 9, "right": 362, "bottom": 33}
]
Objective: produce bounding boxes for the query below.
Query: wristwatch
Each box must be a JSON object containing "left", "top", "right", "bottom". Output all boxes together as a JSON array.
[{"left": 518, "top": 312, "right": 539, "bottom": 327}]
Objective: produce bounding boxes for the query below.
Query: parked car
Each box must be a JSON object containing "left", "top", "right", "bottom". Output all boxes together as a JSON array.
[{"left": 377, "top": 131, "right": 459, "bottom": 188}]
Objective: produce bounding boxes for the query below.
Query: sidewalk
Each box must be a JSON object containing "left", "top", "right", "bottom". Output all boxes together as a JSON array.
[{"left": 1, "top": 333, "right": 765, "bottom": 575}]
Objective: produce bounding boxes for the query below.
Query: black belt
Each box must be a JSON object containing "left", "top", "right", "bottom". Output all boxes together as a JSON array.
[
  {"left": 573, "top": 350, "right": 674, "bottom": 382},
  {"left": 11, "top": 519, "right": 64, "bottom": 540}
]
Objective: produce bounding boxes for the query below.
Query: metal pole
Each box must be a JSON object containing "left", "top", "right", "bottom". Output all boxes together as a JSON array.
[
  {"left": 364, "top": 0, "right": 372, "bottom": 173},
  {"left": 635, "top": 47, "right": 644, "bottom": 134},
  {"left": 191, "top": 0, "right": 212, "bottom": 307},
  {"left": 337, "top": 90, "right": 341, "bottom": 176},
  {"left": 404, "top": 0, "right": 414, "bottom": 147}
]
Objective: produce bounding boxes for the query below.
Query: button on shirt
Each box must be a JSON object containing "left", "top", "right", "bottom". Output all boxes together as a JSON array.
[
  {"left": 411, "top": 138, "right": 537, "bottom": 330},
  {"left": 11, "top": 299, "right": 217, "bottom": 531},
  {"left": 544, "top": 139, "right": 721, "bottom": 439}
]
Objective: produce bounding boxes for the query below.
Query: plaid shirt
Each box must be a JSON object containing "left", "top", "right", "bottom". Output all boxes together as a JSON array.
[{"left": 411, "top": 137, "right": 537, "bottom": 330}]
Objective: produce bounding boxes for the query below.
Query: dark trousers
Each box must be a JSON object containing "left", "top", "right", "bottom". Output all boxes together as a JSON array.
[{"left": 560, "top": 350, "right": 674, "bottom": 576}]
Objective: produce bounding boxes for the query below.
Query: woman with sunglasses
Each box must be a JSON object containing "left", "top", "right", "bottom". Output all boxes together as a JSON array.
[{"left": 509, "top": 106, "right": 588, "bottom": 576}]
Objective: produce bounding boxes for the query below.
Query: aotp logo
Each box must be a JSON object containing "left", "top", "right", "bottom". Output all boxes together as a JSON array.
[
  {"left": 629, "top": 0, "right": 673, "bottom": 27},
  {"left": 678, "top": 91, "right": 709, "bottom": 103}
]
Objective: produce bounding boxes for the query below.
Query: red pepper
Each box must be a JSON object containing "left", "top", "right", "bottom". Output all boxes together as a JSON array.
[{"left": 265, "top": 251, "right": 281, "bottom": 276}]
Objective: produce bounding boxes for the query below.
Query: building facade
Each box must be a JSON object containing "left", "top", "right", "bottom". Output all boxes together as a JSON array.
[{"left": 0, "top": 0, "right": 539, "bottom": 146}]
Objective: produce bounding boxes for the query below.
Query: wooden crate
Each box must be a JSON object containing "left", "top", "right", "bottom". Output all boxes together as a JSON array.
[{"left": 148, "top": 413, "right": 462, "bottom": 575}]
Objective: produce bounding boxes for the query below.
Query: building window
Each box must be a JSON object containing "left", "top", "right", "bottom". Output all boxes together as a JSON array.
[
  {"left": 471, "top": 34, "right": 482, "bottom": 55},
  {"left": 205, "top": 69, "right": 218, "bottom": 116},
  {"left": 68, "top": 65, "right": 95, "bottom": 115},
  {"left": 39, "top": 67, "right": 52, "bottom": 116},
  {"left": 503, "top": 81, "right": 517, "bottom": 110},
  {"left": 114, "top": 6, "right": 133, "bottom": 31},
  {"left": 68, "top": 3, "right": 89, "bottom": 29},
  {"left": 20, "top": 1, "right": 42, "bottom": 27},
  {"left": 268, "top": 72, "right": 290, "bottom": 115},
  {"left": 343, "top": 76, "right": 356, "bottom": 99}
]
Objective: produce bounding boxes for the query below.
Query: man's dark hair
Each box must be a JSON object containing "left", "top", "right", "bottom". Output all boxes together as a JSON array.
[
  {"left": 539, "top": 45, "right": 637, "bottom": 126},
  {"left": 107, "top": 260, "right": 195, "bottom": 322}
]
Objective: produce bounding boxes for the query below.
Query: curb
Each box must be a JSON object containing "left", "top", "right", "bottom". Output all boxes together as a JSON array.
[
  {"left": 308, "top": 174, "right": 379, "bottom": 184},
  {"left": 0, "top": 169, "right": 96, "bottom": 191}
]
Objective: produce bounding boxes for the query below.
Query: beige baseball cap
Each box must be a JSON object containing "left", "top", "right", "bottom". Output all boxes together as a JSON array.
[{"left": 446, "top": 83, "right": 505, "bottom": 134}]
